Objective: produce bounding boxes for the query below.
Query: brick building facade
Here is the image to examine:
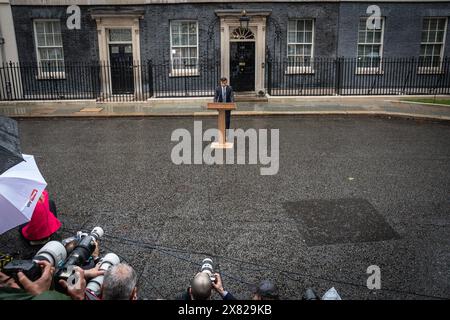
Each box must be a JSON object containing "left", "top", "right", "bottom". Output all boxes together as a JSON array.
[{"left": 1, "top": 0, "right": 450, "bottom": 100}]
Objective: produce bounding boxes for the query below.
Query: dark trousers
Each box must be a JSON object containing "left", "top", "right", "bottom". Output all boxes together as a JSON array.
[{"left": 225, "top": 110, "right": 231, "bottom": 130}]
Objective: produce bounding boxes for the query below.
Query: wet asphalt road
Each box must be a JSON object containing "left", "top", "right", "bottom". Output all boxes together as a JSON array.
[{"left": 1, "top": 116, "right": 449, "bottom": 300}]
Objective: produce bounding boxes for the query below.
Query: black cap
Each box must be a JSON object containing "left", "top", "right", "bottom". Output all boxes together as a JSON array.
[{"left": 254, "top": 280, "right": 279, "bottom": 299}]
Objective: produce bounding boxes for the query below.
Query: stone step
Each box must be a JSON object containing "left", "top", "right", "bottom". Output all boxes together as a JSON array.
[{"left": 234, "top": 92, "right": 268, "bottom": 102}]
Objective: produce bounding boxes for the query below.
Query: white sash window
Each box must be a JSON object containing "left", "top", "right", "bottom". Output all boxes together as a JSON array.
[
  {"left": 34, "top": 20, "right": 65, "bottom": 78},
  {"left": 170, "top": 20, "right": 199, "bottom": 77}
]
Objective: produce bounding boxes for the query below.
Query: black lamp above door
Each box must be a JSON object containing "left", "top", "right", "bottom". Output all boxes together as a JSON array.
[{"left": 239, "top": 10, "right": 250, "bottom": 30}]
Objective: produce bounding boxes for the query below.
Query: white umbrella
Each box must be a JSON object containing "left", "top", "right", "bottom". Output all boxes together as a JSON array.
[{"left": 0, "top": 154, "right": 47, "bottom": 234}]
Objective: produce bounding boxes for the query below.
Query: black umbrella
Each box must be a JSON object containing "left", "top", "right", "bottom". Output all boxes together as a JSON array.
[{"left": 0, "top": 116, "right": 24, "bottom": 174}]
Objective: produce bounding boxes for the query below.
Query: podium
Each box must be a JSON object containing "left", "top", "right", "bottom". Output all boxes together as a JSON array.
[{"left": 207, "top": 102, "right": 237, "bottom": 149}]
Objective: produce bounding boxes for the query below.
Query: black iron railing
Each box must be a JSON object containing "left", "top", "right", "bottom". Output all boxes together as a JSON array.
[
  {"left": 266, "top": 57, "right": 450, "bottom": 96},
  {"left": 0, "top": 57, "right": 449, "bottom": 101},
  {"left": 150, "top": 59, "right": 220, "bottom": 98},
  {"left": 0, "top": 59, "right": 220, "bottom": 102}
]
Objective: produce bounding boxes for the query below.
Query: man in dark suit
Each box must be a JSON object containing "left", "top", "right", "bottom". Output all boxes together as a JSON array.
[{"left": 214, "top": 77, "right": 234, "bottom": 130}]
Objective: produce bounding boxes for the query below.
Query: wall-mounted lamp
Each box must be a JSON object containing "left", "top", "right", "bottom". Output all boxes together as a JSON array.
[{"left": 239, "top": 10, "right": 250, "bottom": 29}]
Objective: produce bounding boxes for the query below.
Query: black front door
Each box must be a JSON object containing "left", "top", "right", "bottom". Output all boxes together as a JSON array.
[
  {"left": 109, "top": 44, "right": 134, "bottom": 94},
  {"left": 230, "top": 42, "right": 255, "bottom": 92}
]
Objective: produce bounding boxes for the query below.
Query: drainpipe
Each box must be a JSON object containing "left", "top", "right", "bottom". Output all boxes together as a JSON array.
[
  {"left": 0, "top": 20, "right": 5, "bottom": 66},
  {"left": 0, "top": 0, "right": 22, "bottom": 99}
]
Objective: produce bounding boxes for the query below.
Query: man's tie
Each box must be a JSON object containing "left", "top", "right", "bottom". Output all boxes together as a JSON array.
[{"left": 222, "top": 87, "right": 226, "bottom": 102}]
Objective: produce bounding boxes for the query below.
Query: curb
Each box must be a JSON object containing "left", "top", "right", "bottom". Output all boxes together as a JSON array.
[
  {"left": 2, "top": 95, "right": 450, "bottom": 106},
  {"left": 9, "top": 110, "right": 450, "bottom": 122},
  {"left": 395, "top": 100, "right": 450, "bottom": 108}
]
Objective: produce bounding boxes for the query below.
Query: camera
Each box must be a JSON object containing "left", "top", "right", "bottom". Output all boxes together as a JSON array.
[
  {"left": 200, "top": 258, "right": 216, "bottom": 282},
  {"left": 55, "top": 227, "right": 104, "bottom": 285},
  {"left": 3, "top": 240, "right": 67, "bottom": 282},
  {"left": 3, "top": 226, "right": 104, "bottom": 293},
  {"left": 61, "top": 231, "right": 87, "bottom": 254},
  {"left": 86, "top": 252, "right": 120, "bottom": 296}
]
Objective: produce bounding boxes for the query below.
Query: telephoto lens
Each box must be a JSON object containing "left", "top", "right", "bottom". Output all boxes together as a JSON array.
[
  {"left": 90, "top": 227, "right": 104, "bottom": 240},
  {"left": 55, "top": 227, "right": 104, "bottom": 291},
  {"left": 62, "top": 228, "right": 103, "bottom": 254},
  {"left": 3, "top": 241, "right": 67, "bottom": 282},
  {"left": 200, "top": 258, "right": 216, "bottom": 282},
  {"left": 61, "top": 232, "right": 84, "bottom": 254},
  {"left": 86, "top": 253, "right": 120, "bottom": 297},
  {"left": 34, "top": 241, "right": 67, "bottom": 267}
]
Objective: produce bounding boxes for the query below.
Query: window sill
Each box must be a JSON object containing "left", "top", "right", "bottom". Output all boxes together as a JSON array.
[
  {"left": 355, "top": 68, "right": 383, "bottom": 75},
  {"left": 285, "top": 67, "right": 314, "bottom": 75},
  {"left": 35, "top": 73, "right": 66, "bottom": 80},
  {"left": 169, "top": 69, "right": 199, "bottom": 77},
  {"left": 417, "top": 67, "right": 444, "bottom": 75}
]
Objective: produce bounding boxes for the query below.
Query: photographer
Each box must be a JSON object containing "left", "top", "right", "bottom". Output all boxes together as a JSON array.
[
  {"left": 101, "top": 263, "right": 138, "bottom": 300},
  {"left": 59, "top": 264, "right": 105, "bottom": 300},
  {"left": 177, "top": 272, "right": 236, "bottom": 300},
  {"left": 252, "top": 280, "right": 279, "bottom": 300},
  {"left": 0, "top": 260, "right": 69, "bottom": 300},
  {"left": 0, "top": 261, "right": 104, "bottom": 300}
]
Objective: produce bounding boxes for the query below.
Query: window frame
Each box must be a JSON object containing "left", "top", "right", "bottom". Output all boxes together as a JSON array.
[
  {"left": 107, "top": 28, "right": 133, "bottom": 44},
  {"left": 169, "top": 20, "right": 199, "bottom": 77},
  {"left": 418, "top": 17, "right": 448, "bottom": 74},
  {"left": 33, "top": 19, "right": 65, "bottom": 79},
  {"left": 106, "top": 28, "right": 134, "bottom": 61},
  {"left": 286, "top": 18, "right": 315, "bottom": 74},
  {"left": 356, "top": 16, "right": 385, "bottom": 75}
]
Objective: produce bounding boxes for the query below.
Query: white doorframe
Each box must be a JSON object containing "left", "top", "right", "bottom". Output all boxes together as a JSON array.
[
  {"left": 92, "top": 14, "right": 143, "bottom": 99},
  {"left": 218, "top": 14, "right": 267, "bottom": 93}
]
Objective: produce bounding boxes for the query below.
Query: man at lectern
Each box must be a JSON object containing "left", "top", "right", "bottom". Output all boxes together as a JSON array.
[{"left": 214, "top": 77, "right": 234, "bottom": 130}]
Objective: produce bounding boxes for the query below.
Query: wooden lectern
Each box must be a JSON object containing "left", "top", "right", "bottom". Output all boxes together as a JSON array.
[{"left": 207, "top": 102, "right": 237, "bottom": 149}]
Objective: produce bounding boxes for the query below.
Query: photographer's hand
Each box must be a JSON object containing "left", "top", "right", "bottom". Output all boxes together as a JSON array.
[
  {"left": 212, "top": 273, "right": 226, "bottom": 297},
  {"left": 17, "top": 260, "right": 54, "bottom": 296},
  {"left": 0, "top": 271, "right": 20, "bottom": 289},
  {"left": 92, "top": 240, "right": 100, "bottom": 259},
  {"left": 84, "top": 263, "right": 105, "bottom": 280},
  {"left": 58, "top": 266, "right": 87, "bottom": 300}
]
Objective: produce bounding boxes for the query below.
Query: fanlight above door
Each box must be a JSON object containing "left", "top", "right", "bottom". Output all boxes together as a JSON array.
[{"left": 231, "top": 27, "right": 255, "bottom": 40}]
